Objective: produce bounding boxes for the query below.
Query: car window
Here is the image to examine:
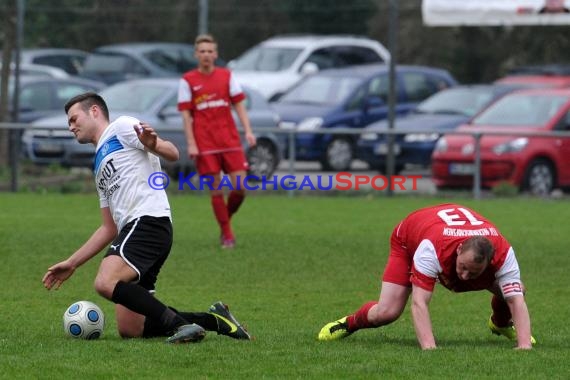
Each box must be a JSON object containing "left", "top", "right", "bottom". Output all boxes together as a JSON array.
[
  {"left": 20, "top": 83, "right": 52, "bottom": 110},
  {"left": 305, "top": 48, "right": 336, "bottom": 70},
  {"left": 232, "top": 46, "right": 303, "bottom": 71},
  {"left": 83, "top": 54, "right": 146, "bottom": 75},
  {"left": 401, "top": 72, "right": 438, "bottom": 102},
  {"left": 54, "top": 83, "right": 98, "bottom": 108},
  {"left": 143, "top": 48, "right": 197, "bottom": 73},
  {"left": 333, "top": 46, "right": 384, "bottom": 66},
  {"left": 473, "top": 93, "right": 570, "bottom": 126},
  {"left": 279, "top": 75, "right": 361, "bottom": 105},
  {"left": 33, "top": 55, "right": 85, "bottom": 75},
  {"left": 345, "top": 85, "right": 368, "bottom": 110},
  {"left": 416, "top": 87, "right": 495, "bottom": 117},
  {"left": 83, "top": 54, "right": 130, "bottom": 72},
  {"left": 368, "top": 75, "right": 389, "bottom": 102},
  {"left": 101, "top": 82, "right": 171, "bottom": 112}
]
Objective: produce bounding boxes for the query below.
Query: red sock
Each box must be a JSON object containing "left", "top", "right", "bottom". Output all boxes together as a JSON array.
[
  {"left": 227, "top": 191, "right": 245, "bottom": 218},
  {"left": 347, "top": 301, "right": 377, "bottom": 331},
  {"left": 491, "top": 295, "right": 512, "bottom": 327},
  {"left": 211, "top": 194, "right": 233, "bottom": 239}
]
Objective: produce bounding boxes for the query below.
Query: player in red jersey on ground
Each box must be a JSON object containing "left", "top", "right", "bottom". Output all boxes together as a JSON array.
[
  {"left": 318, "top": 203, "right": 535, "bottom": 350},
  {"left": 178, "top": 34, "right": 256, "bottom": 249}
]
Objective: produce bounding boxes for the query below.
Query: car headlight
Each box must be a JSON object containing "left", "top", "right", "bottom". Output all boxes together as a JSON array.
[
  {"left": 403, "top": 133, "right": 440, "bottom": 143},
  {"left": 360, "top": 132, "right": 379, "bottom": 141},
  {"left": 296, "top": 117, "right": 323, "bottom": 131},
  {"left": 492, "top": 137, "right": 528, "bottom": 155},
  {"left": 434, "top": 137, "right": 448, "bottom": 153}
]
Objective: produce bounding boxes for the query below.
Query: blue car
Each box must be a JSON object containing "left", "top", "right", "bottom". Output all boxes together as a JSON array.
[
  {"left": 356, "top": 84, "right": 526, "bottom": 173},
  {"left": 271, "top": 64, "right": 457, "bottom": 170}
]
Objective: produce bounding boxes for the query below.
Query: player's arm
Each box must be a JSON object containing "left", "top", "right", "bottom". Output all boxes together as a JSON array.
[
  {"left": 180, "top": 110, "right": 199, "bottom": 157},
  {"left": 506, "top": 294, "right": 533, "bottom": 349},
  {"left": 134, "top": 122, "right": 179, "bottom": 162},
  {"left": 43, "top": 207, "right": 117, "bottom": 290},
  {"left": 411, "top": 284, "right": 437, "bottom": 350},
  {"left": 234, "top": 101, "right": 256, "bottom": 147},
  {"left": 496, "top": 247, "right": 533, "bottom": 349}
]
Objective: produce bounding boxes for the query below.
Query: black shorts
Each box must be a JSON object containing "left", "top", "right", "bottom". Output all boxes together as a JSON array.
[{"left": 105, "top": 216, "right": 172, "bottom": 292}]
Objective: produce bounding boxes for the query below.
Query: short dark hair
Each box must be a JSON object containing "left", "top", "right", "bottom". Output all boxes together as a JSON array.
[
  {"left": 462, "top": 236, "right": 495, "bottom": 264},
  {"left": 64, "top": 92, "right": 109, "bottom": 121}
]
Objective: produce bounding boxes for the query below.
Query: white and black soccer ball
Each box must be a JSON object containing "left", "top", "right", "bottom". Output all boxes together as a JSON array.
[{"left": 63, "top": 301, "right": 105, "bottom": 340}]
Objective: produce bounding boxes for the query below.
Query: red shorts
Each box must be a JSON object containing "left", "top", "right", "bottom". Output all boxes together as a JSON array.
[
  {"left": 382, "top": 220, "right": 413, "bottom": 287},
  {"left": 195, "top": 150, "right": 249, "bottom": 176}
]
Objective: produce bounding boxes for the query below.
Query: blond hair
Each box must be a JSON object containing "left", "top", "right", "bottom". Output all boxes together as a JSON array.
[{"left": 195, "top": 34, "right": 216, "bottom": 45}]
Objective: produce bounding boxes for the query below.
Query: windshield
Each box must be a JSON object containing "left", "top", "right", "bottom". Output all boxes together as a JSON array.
[
  {"left": 472, "top": 93, "right": 569, "bottom": 127},
  {"left": 100, "top": 82, "right": 171, "bottom": 112},
  {"left": 278, "top": 75, "right": 361, "bottom": 105},
  {"left": 83, "top": 54, "right": 129, "bottom": 73},
  {"left": 416, "top": 87, "right": 496, "bottom": 117},
  {"left": 143, "top": 48, "right": 197, "bottom": 73},
  {"left": 232, "top": 46, "right": 303, "bottom": 71}
]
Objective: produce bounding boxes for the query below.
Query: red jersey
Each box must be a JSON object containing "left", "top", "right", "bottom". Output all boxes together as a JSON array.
[
  {"left": 178, "top": 67, "right": 245, "bottom": 154},
  {"left": 394, "top": 204, "right": 522, "bottom": 298}
]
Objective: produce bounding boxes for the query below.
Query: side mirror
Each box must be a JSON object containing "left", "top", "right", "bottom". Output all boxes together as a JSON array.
[
  {"left": 365, "top": 96, "right": 385, "bottom": 110},
  {"left": 300, "top": 62, "right": 319, "bottom": 76}
]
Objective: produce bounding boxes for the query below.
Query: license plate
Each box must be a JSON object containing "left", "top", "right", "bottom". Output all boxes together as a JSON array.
[
  {"left": 374, "top": 143, "right": 400, "bottom": 156},
  {"left": 449, "top": 163, "right": 475, "bottom": 175},
  {"left": 35, "top": 141, "right": 64, "bottom": 154}
]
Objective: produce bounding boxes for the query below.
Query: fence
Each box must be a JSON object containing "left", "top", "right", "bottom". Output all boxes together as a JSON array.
[{"left": 2, "top": 121, "right": 570, "bottom": 198}]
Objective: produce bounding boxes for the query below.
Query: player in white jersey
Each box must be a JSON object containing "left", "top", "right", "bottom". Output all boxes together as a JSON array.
[{"left": 42, "top": 92, "right": 252, "bottom": 343}]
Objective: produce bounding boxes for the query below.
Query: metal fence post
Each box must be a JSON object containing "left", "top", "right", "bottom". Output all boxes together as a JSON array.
[
  {"left": 473, "top": 132, "right": 482, "bottom": 199},
  {"left": 288, "top": 129, "right": 296, "bottom": 198}
]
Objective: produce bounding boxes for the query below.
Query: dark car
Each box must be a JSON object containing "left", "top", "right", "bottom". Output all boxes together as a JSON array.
[
  {"left": 271, "top": 63, "right": 457, "bottom": 171},
  {"left": 22, "top": 78, "right": 283, "bottom": 177},
  {"left": 431, "top": 88, "right": 570, "bottom": 194},
  {"left": 5, "top": 75, "right": 105, "bottom": 123},
  {"left": 5, "top": 48, "right": 89, "bottom": 76},
  {"left": 79, "top": 42, "right": 224, "bottom": 85},
  {"left": 356, "top": 84, "right": 526, "bottom": 173}
]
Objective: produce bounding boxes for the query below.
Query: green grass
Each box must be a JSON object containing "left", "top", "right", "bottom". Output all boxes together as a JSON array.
[{"left": 1, "top": 194, "right": 569, "bottom": 379}]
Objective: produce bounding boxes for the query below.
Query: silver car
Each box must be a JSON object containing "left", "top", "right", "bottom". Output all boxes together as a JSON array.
[{"left": 22, "top": 77, "right": 284, "bottom": 177}]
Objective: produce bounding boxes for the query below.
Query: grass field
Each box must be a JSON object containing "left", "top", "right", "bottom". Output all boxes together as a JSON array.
[{"left": 1, "top": 193, "right": 568, "bottom": 379}]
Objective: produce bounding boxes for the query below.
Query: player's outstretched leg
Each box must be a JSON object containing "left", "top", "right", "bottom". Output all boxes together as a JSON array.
[
  {"left": 166, "top": 323, "right": 207, "bottom": 344},
  {"left": 487, "top": 316, "right": 536, "bottom": 345},
  {"left": 318, "top": 316, "right": 352, "bottom": 341},
  {"left": 209, "top": 301, "right": 252, "bottom": 340}
]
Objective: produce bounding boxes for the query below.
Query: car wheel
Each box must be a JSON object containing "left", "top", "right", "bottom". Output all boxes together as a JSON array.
[
  {"left": 321, "top": 137, "right": 353, "bottom": 171},
  {"left": 247, "top": 140, "right": 279, "bottom": 177},
  {"left": 522, "top": 158, "right": 555, "bottom": 195}
]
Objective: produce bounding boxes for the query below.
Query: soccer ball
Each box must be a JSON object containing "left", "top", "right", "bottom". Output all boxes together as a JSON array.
[{"left": 63, "top": 301, "right": 105, "bottom": 340}]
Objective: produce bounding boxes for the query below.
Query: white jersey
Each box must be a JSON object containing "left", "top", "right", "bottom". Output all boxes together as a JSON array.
[{"left": 94, "top": 116, "right": 171, "bottom": 231}]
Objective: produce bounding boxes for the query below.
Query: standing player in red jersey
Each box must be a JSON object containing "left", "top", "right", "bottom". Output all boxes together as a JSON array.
[
  {"left": 178, "top": 34, "right": 256, "bottom": 249},
  {"left": 318, "top": 204, "right": 536, "bottom": 350}
]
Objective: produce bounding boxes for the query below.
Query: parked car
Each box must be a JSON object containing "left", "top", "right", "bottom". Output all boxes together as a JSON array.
[
  {"left": 79, "top": 42, "right": 224, "bottom": 85},
  {"left": 229, "top": 34, "right": 391, "bottom": 100},
  {"left": 356, "top": 84, "right": 527, "bottom": 173},
  {"left": 2, "top": 61, "right": 70, "bottom": 78},
  {"left": 4, "top": 75, "right": 105, "bottom": 123},
  {"left": 15, "top": 48, "right": 88, "bottom": 75},
  {"left": 431, "top": 88, "right": 570, "bottom": 194},
  {"left": 495, "top": 65, "right": 570, "bottom": 88},
  {"left": 22, "top": 78, "right": 283, "bottom": 177},
  {"left": 271, "top": 63, "right": 457, "bottom": 171}
]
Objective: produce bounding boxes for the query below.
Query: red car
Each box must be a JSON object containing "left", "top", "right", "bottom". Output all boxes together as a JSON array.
[{"left": 431, "top": 88, "right": 570, "bottom": 194}]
